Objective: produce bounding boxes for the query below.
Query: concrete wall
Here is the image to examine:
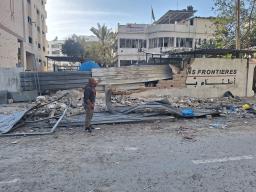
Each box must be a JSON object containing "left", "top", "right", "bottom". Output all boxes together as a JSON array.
[
  {"left": 0, "top": 0, "right": 48, "bottom": 71},
  {"left": 0, "top": 0, "right": 24, "bottom": 39},
  {"left": 155, "top": 58, "right": 256, "bottom": 98},
  {"left": 0, "top": 68, "right": 23, "bottom": 92},
  {"left": 0, "top": 28, "right": 19, "bottom": 68}
]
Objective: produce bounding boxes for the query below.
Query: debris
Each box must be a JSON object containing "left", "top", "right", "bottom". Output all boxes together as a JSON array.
[
  {"left": 242, "top": 104, "right": 251, "bottom": 110},
  {"left": 8, "top": 99, "right": 14, "bottom": 104},
  {"left": 0, "top": 107, "right": 67, "bottom": 137},
  {"left": 209, "top": 123, "right": 228, "bottom": 129},
  {"left": 36, "top": 96, "right": 46, "bottom": 103},
  {"left": 181, "top": 108, "right": 194, "bottom": 117},
  {"left": 223, "top": 91, "right": 235, "bottom": 98},
  {"left": 11, "top": 140, "right": 19, "bottom": 144},
  {"left": 177, "top": 126, "right": 197, "bottom": 141}
]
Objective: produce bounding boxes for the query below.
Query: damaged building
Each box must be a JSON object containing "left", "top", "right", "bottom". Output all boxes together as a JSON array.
[{"left": 117, "top": 6, "right": 215, "bottom": 66}]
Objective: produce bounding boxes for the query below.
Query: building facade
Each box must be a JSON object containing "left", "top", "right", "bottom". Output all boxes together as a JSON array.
[
  {"left": 117, "top": 7, "right": 215, "bottom": 66},
  {"left": 47, "top": 36, "right": 98, "bottom": 71},
  {"left": 0, "top": 0, "right": 48, "bottom": 71}
]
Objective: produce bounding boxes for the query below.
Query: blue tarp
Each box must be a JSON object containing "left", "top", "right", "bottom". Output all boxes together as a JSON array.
[{"left": 79, "top": 60, "right": 100, "bottom": 71}]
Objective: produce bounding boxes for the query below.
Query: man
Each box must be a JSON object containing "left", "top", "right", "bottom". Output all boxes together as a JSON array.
[{"left": 83, "top": 78, "right": 97, "bottom": 132}]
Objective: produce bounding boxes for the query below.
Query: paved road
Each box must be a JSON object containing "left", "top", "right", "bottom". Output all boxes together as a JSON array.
[{"left": 0, "top": 119, "right": 256, "bottom": 192}]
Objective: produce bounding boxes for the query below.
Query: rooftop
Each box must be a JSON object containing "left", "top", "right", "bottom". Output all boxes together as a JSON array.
[{"left": 155, "top": 6, "right": 196, "bottom": 24}]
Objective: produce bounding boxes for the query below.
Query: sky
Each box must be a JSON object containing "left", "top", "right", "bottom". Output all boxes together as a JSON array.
[{"left": 46, "top": 0, "right": 216, "bottom": 40}]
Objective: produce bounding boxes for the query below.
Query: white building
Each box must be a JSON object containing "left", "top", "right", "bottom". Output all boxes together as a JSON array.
[
  {"left": 47, "top": 36, "right": 98, "bottom": 71},
  {"left": 117, "top": 6, "right": 216, "bottom": 66},
  {"left": 0, "top": 0, "right": 48, "bottom": 71}
]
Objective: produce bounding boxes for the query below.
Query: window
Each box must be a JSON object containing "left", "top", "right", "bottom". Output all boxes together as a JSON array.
[
  {"left": 163, "top": 38, "right": 168, "bottom": 47},
  {"left": 43, "top": 47, "right": 45, "bottom": 52},
  {"left": 37, "top": 26, "right": 40, "bottom": 32},
  {"left": 37, "top": 9, "right": 40, "bottom": 15},
  {"left": 168, "top": 37, "right": 174, "bottom": 47},
  {"left": 185, "top": 38, "right": 193, "bottom": 48},
  {"left": 131, "top": 39, "right": 138, "bottom": 48},
  {"left": 52, "top": 50, "right": 60, "bottom": 55},
  {"left": 27, "top": 16, "right": 32, "bottom": 24},
  {"left": 120, "top": 39, "right": 125, "bottom": 48},
  {"left": 198, "top": 38, "right": 201, "bottom": 45},
  {"left": 38, "top": 43, "right": 41, "bottom": 49},
  {"left": 158, "top": 38, "right": 164, "bottom": 48},
  {"left": 176, "top": 38, "right": 185, "bottom": 47},
  {"left": 29, "top": 36, "right": 33, "bottom": 44},
  {"left": 119, "top": 39, "right": 146, "bottom": 48},
  {"left": 27, "top": 0, "right": 31, "bottom": 4},
  {"left": 126, "top": 39, "right": 131, "bottom": 48},
  {"left": 51, "top": 44, "right": 59, "bottom": 48},
  {"left": 153, "top": 38, "right": 158, "bottom": 48},
  {"left": 138, "top": 39, "right": 147, "bottom": 48},
  {"left": 120, "top": 60, "right": 131, "bottom": 66},
  {"left": 143, "top": 40, "right": 147, "bottom": 48},
  {"left": 190, "top": 19, "right": 194, "bottom": 26},
  {"left": 176, "top": 38, "right": 193, "bottom": 48}
]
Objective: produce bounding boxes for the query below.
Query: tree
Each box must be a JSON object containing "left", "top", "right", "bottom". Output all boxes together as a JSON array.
[
  {"left": 90, "top": 23, "right": 117, "bottom": 66},
  {"left": 213, "top": 0, "right": 256, "bottom": 49},
  {"left": 62, "top": 34, "right": 85, "bottom": 57}
]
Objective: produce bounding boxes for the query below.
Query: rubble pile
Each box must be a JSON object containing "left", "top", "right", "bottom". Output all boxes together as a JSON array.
[
  {"left": 27, "top": 89, "right": 106, "bottom": 121},
  {"left": 166, "top": 96, "right": 256, "bottom": 119},
  {"left": 111, "top": 95, "right": 147, "bottom": 106},
  {"left": 110, "top": 94, "right": 256, "bottom": 119}
]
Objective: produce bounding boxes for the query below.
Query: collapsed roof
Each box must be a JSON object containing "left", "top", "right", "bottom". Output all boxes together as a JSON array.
[{"left": 155, "top": 6, "right": 196, "bottom": 24}]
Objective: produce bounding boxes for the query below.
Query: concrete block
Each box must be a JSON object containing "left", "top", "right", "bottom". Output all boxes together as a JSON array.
[
  {"left": 10, "top": 90, "right": 38, "bottom": 102},
  {"left": 0, "top": 91, "right": 8, "bottom": 104}
]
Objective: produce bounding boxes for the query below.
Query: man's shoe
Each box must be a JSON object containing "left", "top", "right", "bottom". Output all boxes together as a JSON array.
[
  {"left": 85, "top": 127, "right": 92, "bottom": 133},
  {"left": 90, "top": 126, "right": 95, "bottom": 130}
]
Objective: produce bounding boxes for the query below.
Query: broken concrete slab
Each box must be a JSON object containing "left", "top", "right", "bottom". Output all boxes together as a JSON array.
[
  {"left": 0, "top": 91, "right": 8, "bottom": 104},
  {"left": 10, "top": 90, "right": 38, "bottom": 103}
]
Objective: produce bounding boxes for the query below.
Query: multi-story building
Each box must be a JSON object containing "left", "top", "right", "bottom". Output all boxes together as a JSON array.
[
  {"left": 0, "top": 0, "right": 48, "bottom": 71},
  {"left": 47, "top": 36, "right": 98, "bottom": 71},
  {"left": 117, "top": 6, "right": 216, "bottom": 66}
]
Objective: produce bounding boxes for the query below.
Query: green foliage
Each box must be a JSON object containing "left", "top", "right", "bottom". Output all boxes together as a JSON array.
[
  {"left": 62, "top": 24, "right": 117, "bottom": 66},
  {"left": 62, "top": 35, "right": 85, "bottom": 57},
  {"left": 213, "top": 0, "right": 256, "bottom": 48},
  {"left": 90, "top": 23, "right": 117, "bottom": 66}
]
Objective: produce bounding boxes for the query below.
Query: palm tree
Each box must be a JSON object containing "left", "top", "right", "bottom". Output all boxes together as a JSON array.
[{"left": 90, "top": 23, "right": 117, "bottom": 66}]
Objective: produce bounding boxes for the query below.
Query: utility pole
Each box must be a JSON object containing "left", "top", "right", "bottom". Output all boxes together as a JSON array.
[{"left": 236, "top": 0, "right": 241, "bottom": 49}]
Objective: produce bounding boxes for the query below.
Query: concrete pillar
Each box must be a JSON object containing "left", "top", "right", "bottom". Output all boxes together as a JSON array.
[{"left": 20, "top": 41, "right": 26, "bottom": 69}]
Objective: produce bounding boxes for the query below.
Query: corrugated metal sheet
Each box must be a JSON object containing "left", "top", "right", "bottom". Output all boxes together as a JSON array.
[{"left": 0, "top": 111, "right": 27, "bottom": 134}]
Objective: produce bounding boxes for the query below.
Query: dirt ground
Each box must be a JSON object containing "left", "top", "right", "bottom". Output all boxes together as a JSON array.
[
  {"left": 1, "top": 113, "right": 256, "bottom": 192},
  {"left": 1, "top": 93, "right": 256, "bottom": 191}
]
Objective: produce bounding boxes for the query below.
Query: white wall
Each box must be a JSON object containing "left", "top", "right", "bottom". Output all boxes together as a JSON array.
[
  {"left": 186, "top": 58, "right": 249, "bottom": 96},
  {"left": 117, "top": 18, "right": 215, "bottom": 66}
]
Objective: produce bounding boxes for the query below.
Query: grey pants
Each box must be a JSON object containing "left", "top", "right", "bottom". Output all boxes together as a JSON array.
[{"left": 85, "top": 108, "right": 94, "bottom": 128}]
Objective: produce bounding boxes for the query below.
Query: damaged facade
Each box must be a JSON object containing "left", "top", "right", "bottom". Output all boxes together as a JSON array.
[
  {"left": 117, "top": 6, "right": 215, "bottom": 66},
  {"left": 0, "top": 0, "right": 48, "bottom": 71}
]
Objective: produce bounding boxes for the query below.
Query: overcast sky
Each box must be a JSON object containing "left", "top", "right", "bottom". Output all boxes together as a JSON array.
[{"left": 46, "top": 0, "right": 215, "bottom": 40}]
